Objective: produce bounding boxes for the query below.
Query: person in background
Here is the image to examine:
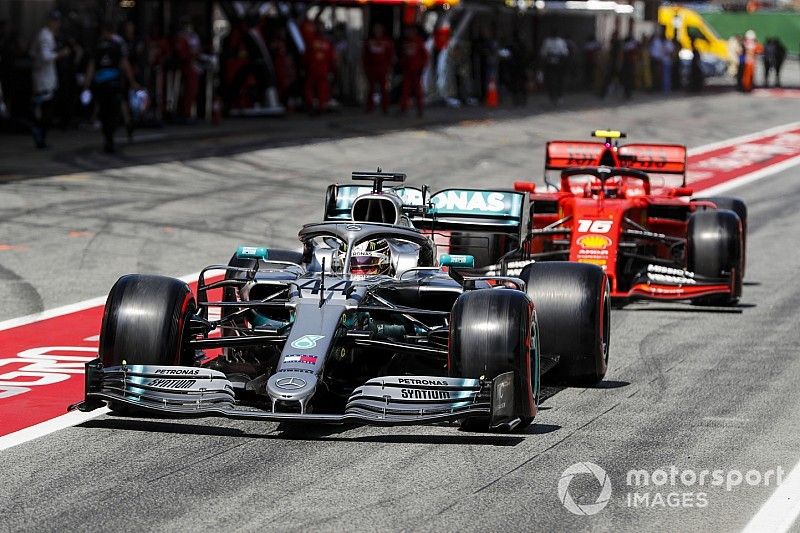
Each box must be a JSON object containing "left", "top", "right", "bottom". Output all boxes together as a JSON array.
[
  {"left": 399, "top": 25, "right": 428, "bottom": 116},
  {"left": 582, "top": 34, "right": 601, "bottom": 90},
  {"left": 507, "top": 32, "right": 528, "bottom": 106},
  {"left": 763, "top": 37, "right": 776, "bottom": 87},
  {"left": 174, "top": 17, "right": 201, "bottom": 120},
  {"left": 30, "top": 10, "right": 68, "bottom": 148},
  {"left": 269, "top": 28, "right": 294, "bottom": 109},
  {"left": 304, "top": 22, "right": 335, "bottom": 115},
  {"left": 741, "top": 30, "right": 761, "bottom": 92},
  {"left": 540, "top": 28, "right": 569, "bottom": 105},
  {"left": 636, "top": 33, "right": 653, "bottom": 91},
  {"left": 648, "top": 29, "right": 665, "bottom": 92},
  {"left": 670, "top": 35, "right": 682, "bottom": 91},
  {"left": 620, "top": 31, "right": 639, "bottom": 99},
  {"left": 660, "top": 28, "right": 675, "bottom": 94},
  {"left": 121, "top": 20, "right": 145, "bottom": 137},
  {"left": 83, "top": 21, "right": 138, "bottom": 153},
  {"left": 735, "top": 35, "right": 746, "bottom": 90},
  {"left": 765, "top": 37, "right": 787, "bottom": 87},
  {"left": 600, "top": 30, "right": 621, "bottom": 98},
  {"left": 773, "top": 38, "right": 786, "bottom": 87},
  {"left": 688, "top": 37, "right": 704, "bottom": 93},
  {"left": 362, "top": 23, "right": 394, "bottom": 114},
  {"left": 54, "top": 22, "right": 81, "bottom": 130}
]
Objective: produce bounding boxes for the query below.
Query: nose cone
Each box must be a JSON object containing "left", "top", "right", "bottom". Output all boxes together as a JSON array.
[{"left": 267, "top": 372, "right": 318, "bottom": 404}]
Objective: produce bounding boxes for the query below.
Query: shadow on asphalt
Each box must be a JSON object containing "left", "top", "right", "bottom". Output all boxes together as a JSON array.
[
  {"left": 618, "top": 302, "right": 754, "bottom": 314},
  {"left": 79, "top": 417, "right": 542, "bottom": 446},
  {"left": 0, "top": 88, "right": 742, "bottom": 182}
]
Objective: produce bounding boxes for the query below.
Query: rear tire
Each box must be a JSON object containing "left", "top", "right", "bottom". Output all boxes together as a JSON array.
[
  {"left": 521, "top": 262, "right": 609, "bottom": 385},
  {"left": 449, "top": 289, "right": 537, "bottom": 431},
  {"left": 687, "top": 209, "right": 742, "bottom": 305}
]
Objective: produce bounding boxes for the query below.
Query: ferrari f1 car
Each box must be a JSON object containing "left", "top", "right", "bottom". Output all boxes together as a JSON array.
[
  {"left": 73, "top": 171, "right": 610, "bottom": 432},
  {"left": 513, "top": 130, "right": 747, "bottom": 305}
]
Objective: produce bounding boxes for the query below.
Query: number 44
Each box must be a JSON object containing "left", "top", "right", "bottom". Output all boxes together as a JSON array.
[{"left": 577, "top": 219, "right": 613, "bottom": 233}]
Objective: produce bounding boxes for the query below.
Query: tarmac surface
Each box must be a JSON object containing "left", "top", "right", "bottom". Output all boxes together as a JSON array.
[{"left": 1, "top": 88, "right": 800, "bottom": 531}]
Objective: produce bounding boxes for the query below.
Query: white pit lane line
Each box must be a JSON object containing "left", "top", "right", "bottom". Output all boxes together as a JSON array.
[
  {"left": 0, "top": 407, "right": 112, "bottom": 451},
  {"left": 0, "top": 271, "right": 209, "bottom": 452},
  {"left": 742, "top": 461, "right": 800, "bottom": 533}
]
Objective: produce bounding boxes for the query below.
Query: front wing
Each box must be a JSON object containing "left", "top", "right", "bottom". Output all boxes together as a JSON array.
[
  {"left": 620, "top": 264, "right": 735, "bottom": 301},
  {"left": 72, "top": 359, "right": 521, "bottom": 430}
]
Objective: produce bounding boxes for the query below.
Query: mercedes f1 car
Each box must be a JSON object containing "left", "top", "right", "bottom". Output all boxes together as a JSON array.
[
  {"left": 513, "top": 130, "right": 747, "bottom": 305},
  {"left": 73, "top": 171, "right": 610, "bottom": 432}
]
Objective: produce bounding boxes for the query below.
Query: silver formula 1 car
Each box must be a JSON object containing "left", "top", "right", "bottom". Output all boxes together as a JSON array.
[{"left": 74, "top": 171, "right": 610, "bottom": 432}]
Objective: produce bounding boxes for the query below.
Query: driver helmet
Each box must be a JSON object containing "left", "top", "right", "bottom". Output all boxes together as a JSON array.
[{"left": 350, "top": 240, "right": 391, "bottom": 278}]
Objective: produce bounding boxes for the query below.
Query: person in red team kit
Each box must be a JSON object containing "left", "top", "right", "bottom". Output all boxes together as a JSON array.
[
  {"left": 174, "top": 17, "right": 201, "bottom": 119},
  {"left": 362, "top": 23, "right": 394, "bottom": 114},
  {"left": 304, "top": 23, "right": 335, "bottom": 114},
  {"left": 400, "top": 25, "right": 428, "bottom": 117}
]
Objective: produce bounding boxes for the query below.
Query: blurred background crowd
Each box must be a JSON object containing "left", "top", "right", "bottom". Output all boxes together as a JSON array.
[{"left": 0, "top": 0, "right": 797, "bottom": 150}]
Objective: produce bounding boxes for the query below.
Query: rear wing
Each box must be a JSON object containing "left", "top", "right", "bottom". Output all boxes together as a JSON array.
[
  {"left": 325, "top": 184, "right": 525, "bottom": 231},
  {"left": 545, "top": 141, "right": 608, "bottom": 170},
  {"left": 617, "top": 144, "right": 687, "bottom": 176},
  {"left": 545, "top": 141, "right": 687, "bottom": 183}
]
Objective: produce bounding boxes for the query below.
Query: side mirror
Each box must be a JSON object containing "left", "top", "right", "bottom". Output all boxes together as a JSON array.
[
  {"left": 514, "top": 181, "right": 536, "bottom": 193},
  {"left": 672, "top": 187, "right": 694, "bottom": 197}
]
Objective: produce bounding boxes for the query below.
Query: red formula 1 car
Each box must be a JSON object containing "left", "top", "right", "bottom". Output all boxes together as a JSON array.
[{"left": 513, "top": 130, "right": 747, "bottom": 305}]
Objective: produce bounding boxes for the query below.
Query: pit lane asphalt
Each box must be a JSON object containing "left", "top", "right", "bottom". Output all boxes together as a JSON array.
[{"left": 2, "top": 92, "right": 800, "bottom": 532}]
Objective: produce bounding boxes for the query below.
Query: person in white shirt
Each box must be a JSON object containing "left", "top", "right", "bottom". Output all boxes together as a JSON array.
[
  {"left": 30, "top": 10, "right": 67, "bottom": 148},
  {"left": 540, "top": 29, "right": 570, "bottom": 105}
]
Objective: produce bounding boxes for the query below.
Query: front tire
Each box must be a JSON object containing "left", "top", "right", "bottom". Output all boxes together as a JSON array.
[
  {"left": 687, "top": 209, "right": 742, "bottom": 305},
  {"left": 99, "top": 274, "right": 196, "bottom": 368},
  {"left": 449, "top": 289, "right": 537, "bottom": 431},
  {"left": 521, "top": 262, "right": 609, "bottom": 385},
  {"left": 693, "top": 196, "right": 747, "bottom": 277}
]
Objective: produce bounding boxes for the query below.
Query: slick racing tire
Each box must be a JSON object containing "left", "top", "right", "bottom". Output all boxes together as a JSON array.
[
  {"left": 694, "top": 196, "right": 747, "bottom": 277},
  {"left": 449, "top": 289, "right": 538, "bottom": 432},
  {"left": 521, "top": 262, "right": 609, "bottom": 386},
  {"left": 100, "top": 274, "right": 195, "bottom": 367},
  {"left": 687, "top": 209, "right": 743, "bottom": 306},
  {"left": 99, "top": 275, "right": 196, "bottom": 413}
]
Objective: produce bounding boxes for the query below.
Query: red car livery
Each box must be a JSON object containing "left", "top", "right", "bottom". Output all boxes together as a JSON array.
[{"left": 514, "top": 131, "right": 746, "bottom": 305}]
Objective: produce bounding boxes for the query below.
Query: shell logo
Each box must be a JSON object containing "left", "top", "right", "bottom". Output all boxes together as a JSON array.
[{"left": 577, "top": 234, "right": 612, "bottom": 249}]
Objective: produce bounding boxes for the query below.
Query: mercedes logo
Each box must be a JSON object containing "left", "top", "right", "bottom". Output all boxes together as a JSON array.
[
  {"left": 345, "top": 224, "right": 362, "bottom": 231},
  {"left": 275, "top": 377, "right": 307, "bottom": 390}
]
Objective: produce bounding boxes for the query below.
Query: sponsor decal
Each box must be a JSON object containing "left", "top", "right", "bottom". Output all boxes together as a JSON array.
[
  {"left": 577, "top": 219, "right": 613, "bottom": 233},
  {"left": 154, "top": 368, "right": 200, "bottom": 375},
  {"left": 429, "top": 190, "right": 522, "bottom": 217},
  {"left": 290, "top": 335, "right": 325, "bottom": 349},
  {"left": 578, "top": 258, "right": 608, "bottom": 267},
  {"left": 577, "top": 234, "right": 612, "bottom": 250},
  {"left": 275, "top": 376, "right": 307, "bottom": 390},
  {"left": 148, "top": 379, "right": 197, "bottom": 389},
  {"left": 400, "top": 388, "right": 451, "bottom": 400},
  {"left": 284, "top": 354, "right": 318, "bottom": 365},
  {"left": 397, "top": 378, "right": 448, "bottom": 386}
]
